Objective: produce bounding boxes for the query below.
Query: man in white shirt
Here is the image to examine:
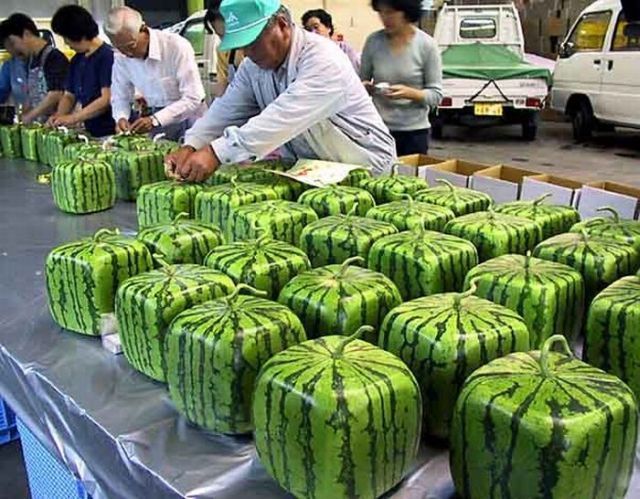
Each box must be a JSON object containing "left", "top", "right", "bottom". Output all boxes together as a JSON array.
[
  {"left": 167, "top": 0, "right": 395, "bottom": 182},
  {"left": 105, "top": 6, "right": 207, "bottom": 141}
]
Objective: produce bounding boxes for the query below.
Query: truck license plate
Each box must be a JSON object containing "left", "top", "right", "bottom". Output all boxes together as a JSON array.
[{"left": 474, "top": 103, "right": 503, "bottom": 116}]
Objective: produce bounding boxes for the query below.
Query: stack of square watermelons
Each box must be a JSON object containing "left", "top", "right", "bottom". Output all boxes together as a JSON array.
[{"left": 43, "top": 158, "right": 640, "bottom": 499}]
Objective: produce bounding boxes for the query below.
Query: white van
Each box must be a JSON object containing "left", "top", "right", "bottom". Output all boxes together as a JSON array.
[{"left": 552, "top": 0, "right": 640, "bottom": 141}]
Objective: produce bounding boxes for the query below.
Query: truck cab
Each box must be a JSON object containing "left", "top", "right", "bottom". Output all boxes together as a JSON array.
[
  {"left": 432, "top": 3, "right": 551, "bottom": 140},
  {"left": 552, "top": 0, "right": 640, "bottom": 141}
]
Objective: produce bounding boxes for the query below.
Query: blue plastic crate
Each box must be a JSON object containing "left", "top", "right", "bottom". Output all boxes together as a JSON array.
[
  {"left": 17, "top": 419, "right": 89, "bottom": 499},
  {"left": 0, "top": 397, "right": 18, "bottom": 445}
]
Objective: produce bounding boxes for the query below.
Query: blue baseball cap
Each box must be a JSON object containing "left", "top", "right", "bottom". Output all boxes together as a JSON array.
[{"left": 219, "top": 0, "right": 281, "bottom": 51}]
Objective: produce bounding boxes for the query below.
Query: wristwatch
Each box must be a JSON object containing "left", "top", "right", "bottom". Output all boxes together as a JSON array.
[{"left": 150, "top": 115, "right": 161, "bottom": 128}]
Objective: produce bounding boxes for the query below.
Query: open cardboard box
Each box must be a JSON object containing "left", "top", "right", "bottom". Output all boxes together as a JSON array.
[
  {"left": 422, "top": 159, "right": 497, "bottom": 188},
  {"left": 395, "top": 154, "right": 451, "bottom": 178},
  {"left": 520, "top": 174, "right": 583, "bottom": 207},
  {"left": 470, "top": 165, "right": 541, "bottom": 204},
  {"left": 578, "top": 181, "right": 640, "bottom": 220}
]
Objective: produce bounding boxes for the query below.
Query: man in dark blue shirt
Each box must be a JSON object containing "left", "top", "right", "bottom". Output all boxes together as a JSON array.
[{"left": 49, "top": 5, "right": 115, "bottom": 137}]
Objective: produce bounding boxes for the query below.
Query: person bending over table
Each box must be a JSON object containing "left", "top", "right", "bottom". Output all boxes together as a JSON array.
[
  {"left": 166, "top": 0, "right": 396, "bottom": 183},
  {"left": 49, "top": 5, "right": 115, "bottom": 137}
]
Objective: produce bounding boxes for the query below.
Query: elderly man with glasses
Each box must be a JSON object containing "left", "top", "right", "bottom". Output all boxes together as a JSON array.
[
  {"left": 105, "top": 6, "right": 207, "bottom": 141},
  {"left": 166, "top": 0, "right": 396, "bottom": 183}
]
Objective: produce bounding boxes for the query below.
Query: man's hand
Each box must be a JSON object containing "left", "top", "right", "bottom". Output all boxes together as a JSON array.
[
  {"left": 164, "top": 146, "right": 195, "bottom": 180},
  {"left": 386, "top": 84, "right": 423, "bottom": 102},
  {"left": 362, "top": 79, "right": 375, "bottom": 95},
  {"left": 52, "top": 114, "right": 78, "bottom": 127},
  {"left": 22, "top": 111, "right": 36, "bottom": 125},
  {"left": 130, "top": 116, "right": 154, "bottom": 134},
  {"left": 45, "top": 114, "right": 59, "bottom": 128},
  {"left": 116, "top": 118, "right": 130, "bottom": 134},
  {"left": 175, "top": 145, "right": 220, "bottom": 183}
]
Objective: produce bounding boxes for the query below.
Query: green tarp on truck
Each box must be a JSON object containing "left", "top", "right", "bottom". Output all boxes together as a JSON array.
[{"left": 442, "top": 42, "right": 552, "bottom": 84}]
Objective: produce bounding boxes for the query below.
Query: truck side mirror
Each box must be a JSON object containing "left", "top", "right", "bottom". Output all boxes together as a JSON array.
[{"left": 559, "top": 41, "right": 575, "bottom": 59}]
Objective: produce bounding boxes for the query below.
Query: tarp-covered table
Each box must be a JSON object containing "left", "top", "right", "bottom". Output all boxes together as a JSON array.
[{"left": 0, "top": 159, "right": 638, "bottom": 498}]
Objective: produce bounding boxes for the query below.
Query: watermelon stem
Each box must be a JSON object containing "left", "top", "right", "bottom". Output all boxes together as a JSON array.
[
  {"left": 346, "top": 202, "right": 359, "bottom": 218},
  {"left": 336, "top": 256, "right": 365, "bottom": 277},
  {"left": 454, "top": 281, "right": 478, "bottom": 307},
  {"left": 93, "top": 228, "right": 119, "bottom": 242},
  {"left": 524, "top": 251, "right": 532, "bottom": 271},
  {"left": 540, "top": 334, "right": 573, "bottom": 377},
  {"left": 398, "top": 193, "right": 414, "bottom": 206},
  {"left": 153, "top": 253, "right": 174, "bottom": 274},
  {"left": 436, "top": 178, "right": 456, "bottom": 192},
  {"left": 225, "top": 284, "right": 268, "bottom": 304},
  {"left": 173, "top": 212, "right": 190, "bottom": 223},
  {"left": 532, "top": 193, "right": 552, "bottom": 207},
  {"left": 333, "top": 326, "right": 375, "bottom": 357},
  {"left": 580, "top": 228, "right": 590, "bottom": 245},
  {"left": 597, "top": 206, "right": 620, "bottom": 223}
]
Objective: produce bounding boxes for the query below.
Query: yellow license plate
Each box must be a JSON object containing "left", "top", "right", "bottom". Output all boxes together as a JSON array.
[{"left": 474, "top": 103, "right": 503, "bottom": 116}]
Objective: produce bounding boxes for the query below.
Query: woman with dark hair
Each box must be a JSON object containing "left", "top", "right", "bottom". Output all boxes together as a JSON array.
[
  {"left": 361, "top": 0, "right": 442, "bottom": 155},
  {"left": 50, "top": 5, "right": 115, "bottom": 137},
  {"left": 301, "top": 9, "right": 360, "bottom": 72}
]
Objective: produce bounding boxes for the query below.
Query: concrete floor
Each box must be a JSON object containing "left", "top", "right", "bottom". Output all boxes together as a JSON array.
[{"left": 431, "top": 120, "right": 640, "bottom": 187}]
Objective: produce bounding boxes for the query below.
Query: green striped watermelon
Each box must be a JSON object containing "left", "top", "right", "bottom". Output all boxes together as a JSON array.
[
  {"left": 278, "top": 257, "right": 402, "bottom": 342},
  {"left": 464, "top": 253, "right": 585, "bottom": 347},
  {"left": 165, "top": 284, "right": 307, "bottom": 434},
  {"left": 585, "top": 276, "right": 640, "bottom": 400},
  {"left": 46, "top": 128, "right": 80, "bottom": 167},
  {"left": 137, "top": 212, "right": 224, "bottom": 265},
  {"left": 571, "top": 207, "right": 640, "bottom": 250},
  {"left": 380, "top": 283, "right": 529, "bottom": 438},
  {"left": 494, "top": 193, "right": 581, "bottom": 239},
  {"left": 108, "top": 133, "right": 152, "bottom": 151},
  {"left": 253, "top": 325, "right": 421, "bottom": 499},
  {"left": 228, "top": 200, "right": 318, "bottom": 245},
  {"left": 62, "top": 138, "right": 112, "bottom": 163},
  {"left": 208, "top": 161, "right": 291, "bottom": 185},
  {"left": 414, "top": 179, "right": 492, "bottom": 216},
  {"left": 0, "top": 124, "right": 21, "bottom": 158},
  {"left": 361, "top": 172, "right": 428, "bottom": 204},
  {"left": 194, "top": 179, "right": 280, "bottom": 234},
  {"left": 136, "top": 181, "right": 204, "bottom": 228},
  {"left": 36, "top": 127, "right": 52, "bottom": 165},
  {"left": 45, "top": 228, "right": 153, "bottom": 336},
  {"left": 116, "top": 257, "right": 235, "bottom": 381},
  {"left": 365, "top": 194, "right": 455, "bottom": 232},
  {"left": 203, "top": 232, "right": 311, "bottom": 299},
  {"left": 368, "top": 226, "right": 478, "bottom": 300},
  {"left": 451, "top": 335, "right": 638, "bottom": 499},
  {"left": 257, "top": 175, "right": 307, "bottom": 201},
  {"left": 298, "top": 185, "right": 375, "bottom": 217},
  {"left": 300, "top": 205, "right": 398, "bottom": 267},
  {"left": 112, "top": 149, "right": 166, "bottom": 201},
  {"left": 20, "top": 123, "right": 43, "bottom": 161},
  {"left": 533, "top": 230, "right": 640, "bottom": 302},
  {"left": 51, "top": 158, "right": 116, "bottom": 214},
  {"left": 340, "top": 168, "right": 372, "bottom": 187},
  {"left": 444, "top": 209, "right": 543, "bottom": 262}
]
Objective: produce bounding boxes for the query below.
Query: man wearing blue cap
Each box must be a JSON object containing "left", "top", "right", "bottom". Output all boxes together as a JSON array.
[{"left": 166, "top": 0, "right": 396, "bottom": 182}]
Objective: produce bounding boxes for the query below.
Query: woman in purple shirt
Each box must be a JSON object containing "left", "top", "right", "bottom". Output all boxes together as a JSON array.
[{"left": 301, "top": 9, "right": 360, "bottom": 74}]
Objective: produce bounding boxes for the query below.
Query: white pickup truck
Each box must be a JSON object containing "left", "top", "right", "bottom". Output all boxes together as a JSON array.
[{"left": 432, "top": 3, "right": 552, "bottom": 140}]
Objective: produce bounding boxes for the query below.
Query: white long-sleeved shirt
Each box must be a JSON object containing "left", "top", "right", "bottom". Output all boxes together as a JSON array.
[
  {"left": 184, "top": 27, "right": 396, "bottom": 174},
  {"left": 111, "top": 28, "right": 206, "bottom": 127}
]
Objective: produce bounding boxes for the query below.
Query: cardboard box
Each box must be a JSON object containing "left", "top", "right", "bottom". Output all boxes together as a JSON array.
[
  {"left": 423, "top": 159, "right": 496, "bottom": 188},
  {"left": 578, "top": 182, "right": 640, "bottom": 220},
  {"left": 470, "top": 165, "right": 541, "bottom": 204},
  {"left": 521, "top": 174, "right": 583, "bottom": 207},
  {"left": 395, "top": 154, "right": 450, "bottom": 177}
]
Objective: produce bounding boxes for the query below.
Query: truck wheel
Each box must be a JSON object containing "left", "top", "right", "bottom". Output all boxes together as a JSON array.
[
  {"left": 521, "top": 112, "right": 538, "bottom": 141},
  {"left": 571, "top": 101, "right": 594, "bottom": 142}
]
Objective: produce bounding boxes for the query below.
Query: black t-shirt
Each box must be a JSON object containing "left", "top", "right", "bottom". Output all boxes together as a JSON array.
[
  {"left": 29, "top": 46, "right": 69, "bottom": 92},
  {"left": 65, "top": 44, "right": 115, "bottom": 137}
]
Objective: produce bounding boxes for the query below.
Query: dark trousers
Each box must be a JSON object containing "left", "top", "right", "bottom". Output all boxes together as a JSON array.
[{"left": 391, "top": 128, "right": 430, "bottom": 157}]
